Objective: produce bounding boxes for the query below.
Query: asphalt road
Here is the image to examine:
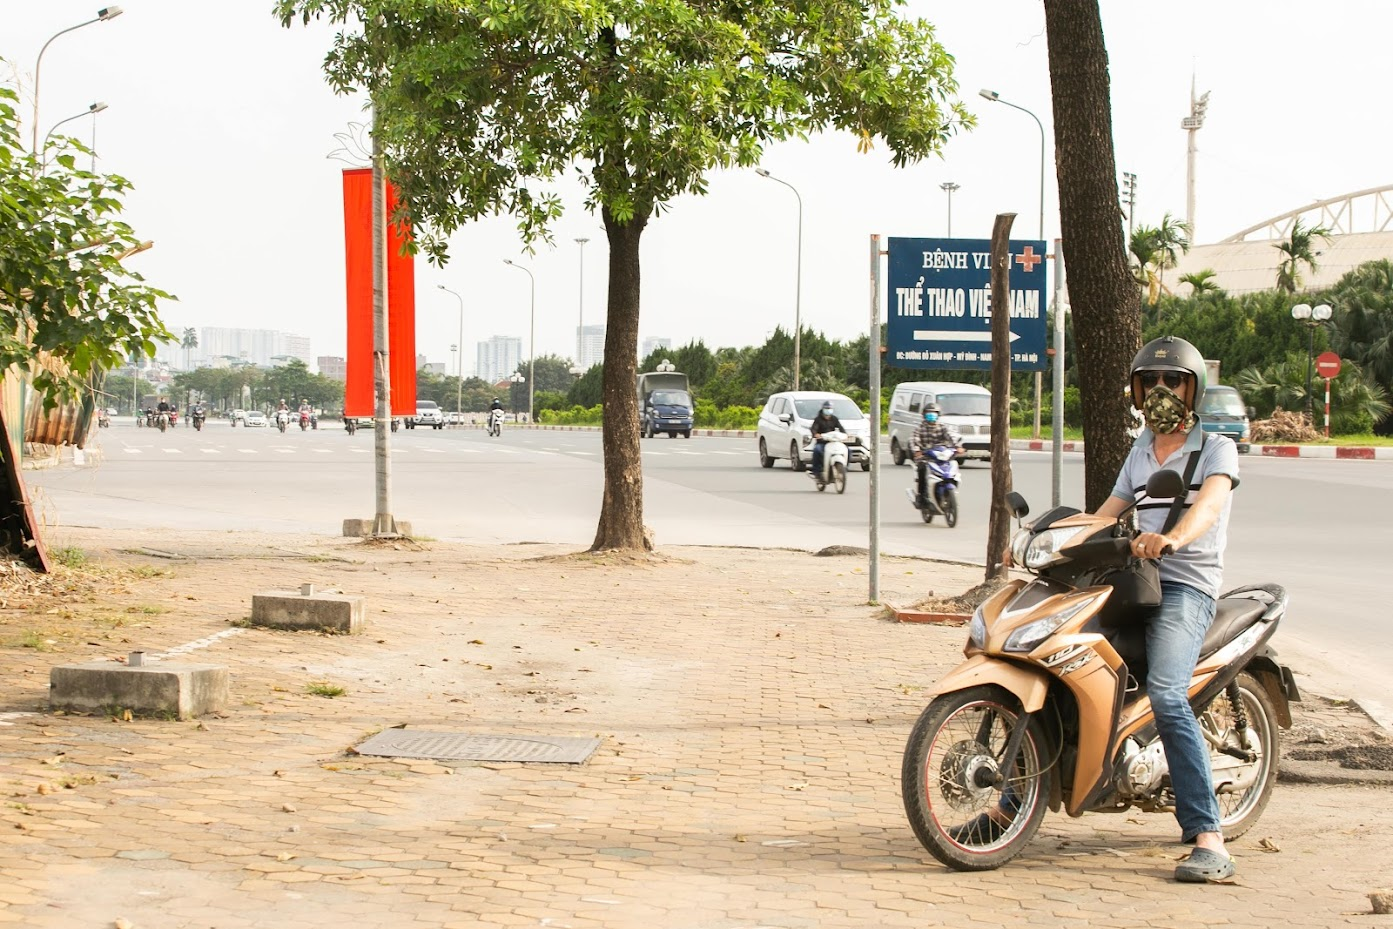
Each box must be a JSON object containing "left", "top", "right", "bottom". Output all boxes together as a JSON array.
[{"left": 31, "top": 419, "right": 1393, "bottom": 719}]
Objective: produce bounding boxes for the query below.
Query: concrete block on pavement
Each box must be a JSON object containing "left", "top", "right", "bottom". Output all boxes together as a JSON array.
[
  {"left": 342, "top": 518, "right": 413, "bottom": 538},
  {"left": 50, "top": 661, "right": 228, "bottom": 719},
  {"left": 251, "top": 588, "right": 365, "bottom": 634}
]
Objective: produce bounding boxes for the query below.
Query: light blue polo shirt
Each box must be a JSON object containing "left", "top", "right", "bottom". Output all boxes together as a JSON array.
[{"left": 1108, "top": 427, "right": 1240, "bottom": 598}]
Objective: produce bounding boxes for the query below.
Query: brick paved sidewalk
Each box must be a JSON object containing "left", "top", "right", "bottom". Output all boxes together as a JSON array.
[{"left": 0, "top": 529, "right": 1389, "bottom": 929}]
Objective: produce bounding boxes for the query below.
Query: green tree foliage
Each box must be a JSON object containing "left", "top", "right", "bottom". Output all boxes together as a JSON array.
[
  {"left": 1178, "top": 268, "right": 1223, "bottom": 296},
  {"left": 1326, "top": 259, "right": 1393, "bottom": 390},
  {"left": 0, "top": 82, "right": 173, "bottom": 404},
  {"left": 277, "top": 0, "right": 969, "bottom": 551},
  {"left": 1129, "top": 213, "right": 1191, "bottom": 305},
  {"left": 517, "top": 354, "right": 580, "bottom": 394},
  {"left": 1274, "top": 217, "right": 1332, "bottom": 293}
]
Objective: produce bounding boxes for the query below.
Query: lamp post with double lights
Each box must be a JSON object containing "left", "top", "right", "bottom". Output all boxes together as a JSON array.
[
  {"left": 755, "top": 168, "right": 803, "bottom": 391},
  {"left": 508, "top": 371, "right": 525, "bottom": 421},
  {"left": 1291, "top": 302, "right": 1333, "bottom": 421},
  {"left": 503, "top": 259, "right": 536, "bottom": 423},
  {"left": 435, "top": 284, "right": 465, "bottom": 418},
  {"left": 939, "top": 181, "right": 960, "bottom": 237},
  {"left": 32, "top": 7, "right": 124, "bottom": 157}
]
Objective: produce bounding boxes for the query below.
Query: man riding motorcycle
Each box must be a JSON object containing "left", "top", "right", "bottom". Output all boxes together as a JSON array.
[
  {"left": 1093, "top": 336, "right": 1242, "bottom": 882},
  {"left": 910, "top": 403, "right": 964, "bottom": 509},
  {"left": 808, "top": 401, "right": 844, "bottom": 478}
]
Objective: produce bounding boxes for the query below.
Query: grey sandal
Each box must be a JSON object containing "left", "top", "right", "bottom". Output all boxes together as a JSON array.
[{"left": 1175, "top": 847, "right": 1235, "bottom": 883}]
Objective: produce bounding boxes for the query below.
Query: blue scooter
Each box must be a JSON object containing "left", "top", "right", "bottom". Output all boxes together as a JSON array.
[{"left": 907, "top": 445, "right": 961, "bottom": 527}]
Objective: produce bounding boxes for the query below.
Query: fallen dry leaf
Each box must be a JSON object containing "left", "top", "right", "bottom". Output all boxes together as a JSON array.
[
  {"left": 275, "top": 852, "right": 295, "bottom": 862},
  {"left": 281, "top": 803, "right": 297, "bottom": 813},
  {"left": 1258, "top": 837, "right": 1281, "bottom": 853}
]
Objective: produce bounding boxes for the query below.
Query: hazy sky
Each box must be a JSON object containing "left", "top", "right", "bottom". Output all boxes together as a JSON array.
[{"left": 6, "top": 2, "right": 1387, "bottom": 375}]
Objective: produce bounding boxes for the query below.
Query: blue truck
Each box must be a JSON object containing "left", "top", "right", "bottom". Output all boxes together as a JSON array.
[{"left": 637, "top": 370, "right": 694, "bottom": 439}]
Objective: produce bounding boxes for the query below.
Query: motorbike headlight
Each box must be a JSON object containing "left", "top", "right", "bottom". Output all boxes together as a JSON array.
[
  {"left": 1009, "top": 527, "right": 1032, "bottom": 567},
  {"left": 967, "top": 605, "right": 988, "bottom": 649},
  {"left": 1023, "top": 526, "right": 1092, "bottom": 569},
  {"left": 1003, "top": 595, "right": 1101, "bottom": 652}
]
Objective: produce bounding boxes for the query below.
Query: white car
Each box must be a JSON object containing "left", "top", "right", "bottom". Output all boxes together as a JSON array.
[
  {"left": 756, "top": 391, "right": 872, "bottom": 472},
  {"left": 243, "top": 411, "right": 269, "bottom": 427},
  {"left": 407, "top": 400, "right": 444, "bottom": 430}
]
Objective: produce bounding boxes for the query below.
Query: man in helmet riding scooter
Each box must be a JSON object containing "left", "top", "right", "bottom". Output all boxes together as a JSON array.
[
  {"left": 909, "top": 402, "right": 964, "bottom": 509},
  {"left": 807, "top": 401, "right": 844, "bottom": 479},
  {"left": 1093, "top": 335, "right": 1242, "bottom": 883}
]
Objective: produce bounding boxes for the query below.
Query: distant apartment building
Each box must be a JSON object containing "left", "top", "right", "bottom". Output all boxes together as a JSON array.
[
  {"left": 476, "top": 336, "right": 523, "bottom": 384},
  {"left": 577, "top": 324, "right": 606, "bottom": 370},
  {"left": 195, "top": 327, "right": 312, "bottom": 369},
  {"left": 317, "top": 356, "right": 347, "bottom": 381},
  {"left": 641, "top": 336, "right": 671, "bottom": 359}
]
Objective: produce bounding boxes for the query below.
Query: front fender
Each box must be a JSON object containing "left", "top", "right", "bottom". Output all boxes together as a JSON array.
[{"left": 926, "top": 653, "right": 1051, "bottom": 713}]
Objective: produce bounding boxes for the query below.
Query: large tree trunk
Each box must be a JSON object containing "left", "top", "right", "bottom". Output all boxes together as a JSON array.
[
  {"left": 986, "top": 213, "right": 1016, "bottom": 583},
  {"left": 591, "top": 205, "right": 650, "bottom": 551},
  {"left": 1044, "top": 0, "right": 1142, "bottom": 511}
]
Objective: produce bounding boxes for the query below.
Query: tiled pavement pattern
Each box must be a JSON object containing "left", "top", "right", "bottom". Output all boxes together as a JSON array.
[{"left": 0, "top": 530, "right": 1389, "bottom": 928}]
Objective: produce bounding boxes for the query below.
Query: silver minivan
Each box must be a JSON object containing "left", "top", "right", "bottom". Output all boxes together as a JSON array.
[{"left": 887, "top": 381, "right": 992, "bottom": 464}]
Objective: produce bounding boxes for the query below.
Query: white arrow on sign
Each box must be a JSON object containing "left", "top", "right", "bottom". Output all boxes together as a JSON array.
[{"left": 912, "top": 330, "right": 1021, "bottom": 343}]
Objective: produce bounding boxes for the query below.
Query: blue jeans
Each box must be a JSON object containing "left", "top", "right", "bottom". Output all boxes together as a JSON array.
[
  {"left": 810, "top": 441, "right": 825, "bottom": 475},
  {"left": 1144, "top": 581, "right": 1222, "bottom": 842}
]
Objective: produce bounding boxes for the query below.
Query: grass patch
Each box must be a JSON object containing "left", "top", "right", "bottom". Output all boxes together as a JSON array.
[
  {"left": 306, "top": 682, "right": 347, "bottom": 698},
  {"left": 12, "top": 631, "right": 53, "bottom": 651},
  {"left": 125, "top": 604, "right": 169, "bottom": 615},
  {"left": 1009, "top": 425, "right": 1084, "bottom": 440},
  {"left": 50, "top": 547, "right": 87, "bottom": 569},
  {"left": 127, "top": 566, "right": 173, "bottom": 579}
]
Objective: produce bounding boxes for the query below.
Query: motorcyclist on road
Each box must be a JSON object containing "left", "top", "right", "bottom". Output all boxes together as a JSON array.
[
  {"left": 157, "top": 398, "right": 171, "bottom": 415},
  {"left": 192, "top": 405, "right": 206, "bottom": 421},
  {"left": 298, "top": 399, "right": 312, "bottom": 426},
  {"left": 489, "top": 397, "right": 504, "bottom": 414},
  {"left": 910, "top": 403, "right": 963, "bottom": 508},
  {"left": 808, "top": 401, "right": 844, "bottom": 477}
]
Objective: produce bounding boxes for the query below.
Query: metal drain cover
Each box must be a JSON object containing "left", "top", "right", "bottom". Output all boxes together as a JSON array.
[{"left": 354, "top": 729, "right": 601, "bottom": 764}]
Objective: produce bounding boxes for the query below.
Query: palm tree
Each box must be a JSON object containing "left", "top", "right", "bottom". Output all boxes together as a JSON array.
[
  {"left": 181, "top": 327, "right": 199, "bottom": 371},
  {"left": 1178, "top": 268, "right": 1223, "bottom": 296},
  {"left": 1274, "top": 217, "right": 1332, "bottom": 293},
  {"left": 1128, "top": 214, "right": 1192, "bottom": 305},
  {"left": 1129, "top": 225, "right": 1161, "bottom": 305}
]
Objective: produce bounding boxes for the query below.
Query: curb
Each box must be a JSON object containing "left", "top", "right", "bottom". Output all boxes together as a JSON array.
[
  {"left": 1010, "top": 439, "right": 1393, "bottom": 459},
  {"left": 20, "top": 444, "right": 104, "bottom": 470}
]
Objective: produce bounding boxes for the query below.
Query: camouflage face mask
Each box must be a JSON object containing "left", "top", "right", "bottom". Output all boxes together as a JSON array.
[{"left": 1141, "top": 384, "right": 1194, "bottom": 435}]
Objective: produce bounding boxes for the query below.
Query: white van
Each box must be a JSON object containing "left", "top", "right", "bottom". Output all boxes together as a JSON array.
[{"left": 887, "top": 381, "right": 992, "bottom": 463}]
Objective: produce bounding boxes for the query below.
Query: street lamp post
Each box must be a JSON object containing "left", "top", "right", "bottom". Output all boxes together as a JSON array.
[
  {"left": 436, "top": 284, "right": 465, "bottom": 418},
  {"left": 574, "top": 237, "right": 589, "bottom": 371},
  {"left": 42, "top": 101, "right": 107, "bottom": 170},
  {"left": 755, "top": 168, "right": 803, "bottom": 391},
  {"left": 980, "top": 88, "right": 1048, "bottom": 438},
  {"left": 1291, "top": 302, "right": 1333, "bottom": 421},
  {"left": 508, "top": 371, "right": 525, "bottom": 422},
  {"left": 939, "top": 181, "right": 960, "bottom": 237},
  {"left": 32, "top": 7, "right": 124, "bottom": 157},
  {"left": 503, "top": 259, "right": 536, "bottom": 424}
]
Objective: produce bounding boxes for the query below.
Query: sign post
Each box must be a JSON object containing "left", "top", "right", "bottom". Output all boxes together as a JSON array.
[
  {"left": 886, "top": 237, "right": 1048, "bottom": 372},
  {"left": 1316, "top": 351, "right": 1341, "bottom": 438}
]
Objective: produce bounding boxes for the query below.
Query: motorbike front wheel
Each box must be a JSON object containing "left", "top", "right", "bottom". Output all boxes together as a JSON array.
[
  {"left": 832, "top": 462, "right": 847, "bottom": 494},
  {"left": 157, "top": 419, "right": 166, "bottom": 433},
  {"left": 1207, "top": 670, "right": 1280, "bottom": 839},
  {"left": 940, "top": 485, "right": 959, "bottom": 528},
  {"left": 902, "top": 684, "right": 1051, "bottom": 872}
]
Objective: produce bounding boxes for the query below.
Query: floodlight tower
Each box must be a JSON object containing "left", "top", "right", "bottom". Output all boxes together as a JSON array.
[{"left": 1182, "top": 75, "right": 1211, "bottom": 240}]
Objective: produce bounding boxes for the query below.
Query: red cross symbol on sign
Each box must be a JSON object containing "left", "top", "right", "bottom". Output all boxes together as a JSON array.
[{"left": 1014, "top": 245, "right": 1042, "bottom": 272}]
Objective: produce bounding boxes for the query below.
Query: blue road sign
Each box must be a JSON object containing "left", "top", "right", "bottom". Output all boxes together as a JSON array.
[{"left": 886, "top": 237, "right": 1048, "bottom": 372}]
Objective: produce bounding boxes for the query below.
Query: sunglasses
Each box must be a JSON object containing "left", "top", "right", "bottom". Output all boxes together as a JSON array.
[{"left": 1139, "top": 371, "right": 1187, "bottom": 389}]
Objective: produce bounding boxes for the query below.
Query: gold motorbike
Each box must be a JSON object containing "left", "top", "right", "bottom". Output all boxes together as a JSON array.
[{"left": 901, "top": 469, "right": 1300, "bottom": 871}]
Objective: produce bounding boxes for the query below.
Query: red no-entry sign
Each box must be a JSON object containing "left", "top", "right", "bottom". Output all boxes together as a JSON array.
[{"left": 1316, "top": 351, "right": 1341, "bottom": 378}]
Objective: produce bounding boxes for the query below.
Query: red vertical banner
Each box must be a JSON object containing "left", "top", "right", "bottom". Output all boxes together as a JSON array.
[
  {"left": 385, "top": 181, "right": 416, "bottom": 415},
  {"left": 341, "top": 169, "right": 374, "bottom": 417},
  {"left": 341, "top": 168, "right": 417, "bottom": 417}
]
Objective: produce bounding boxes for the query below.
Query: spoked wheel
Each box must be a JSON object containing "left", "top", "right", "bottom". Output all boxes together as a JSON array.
[
  {"left": 790, "top": 442, "right": 805, "bottom": 471},
  {"left": 1205, "top": 671, "right": 1280, "bottom": 839},
  {"left": 902, "top": 685, "right": 1051, "bottom": 871},
  {"left": 832, "top": 462, "right": 847, "bottom": 494},
  {"left": 940, "top": 485, "right": 959, "bottom": 528}
]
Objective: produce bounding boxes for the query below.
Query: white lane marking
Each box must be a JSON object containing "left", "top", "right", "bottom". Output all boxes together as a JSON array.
[
  {"left": 238, "top": 449, "right": 257, "bottom": 455},
  {"left": 273, "top": 449, "right": 295, "bottom": 454},
  {"left": 150, "top": 627, "right": 245, "bottom": 661},
  {"left": 161, "top": 449, "right": 183, "bottom": 454},
  {"left": 123, "top": 448, "right": 143, "bottom": 454},
  {"left": 200, "top": 448, "right": 221, "bottom": 454},
  {"left": 312, "top": 449, "right": 333, "bottom": 454},
  {"left": 350, "top": 448, "right": 369, "bottom": 454}
]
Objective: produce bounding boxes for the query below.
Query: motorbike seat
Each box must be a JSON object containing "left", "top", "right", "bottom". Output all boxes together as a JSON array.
[{"left": 1199, "top": 597, "right": 1267, "bottom": 660}]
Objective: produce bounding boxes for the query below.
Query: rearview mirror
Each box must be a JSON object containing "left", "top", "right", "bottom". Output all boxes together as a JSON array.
[
  {"left": 779, "top": 414, "right": 793, "bottom": 424},
  {"left": 1145, "top": 469, "right": 1186, "bottom": 500},
  {"left": 1005, "top": 491, "right": 1030, "bottom": 519}
]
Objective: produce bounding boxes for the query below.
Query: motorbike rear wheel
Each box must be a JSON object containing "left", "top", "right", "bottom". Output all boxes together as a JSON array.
[
  {"left": 1207, "top": 671, "right": 1280, "bottom": 839},
  {"left": 832, "top": 462, "right": 847, "bottom": 494},
  {"left": 940, "top": 485, "right": 959, "bottom": 528},
  {"left": 902, "top": 685, "right": 1051, "bottom": 872}
]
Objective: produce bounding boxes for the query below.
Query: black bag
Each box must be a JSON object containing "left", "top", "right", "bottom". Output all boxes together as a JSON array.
[{"left": 1096, "top": 440, "right": 1204, "bottom": 628}]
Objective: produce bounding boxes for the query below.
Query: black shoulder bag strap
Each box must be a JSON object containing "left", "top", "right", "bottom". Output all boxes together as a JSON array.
[{"left": 1161, "top": 435, "right": 1205, "bottom": 535}]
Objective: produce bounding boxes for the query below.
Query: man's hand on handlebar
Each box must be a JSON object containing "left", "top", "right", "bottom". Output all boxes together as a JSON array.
[{"left": 1131, "top": 532, "right": 1177, "bottom": 560}]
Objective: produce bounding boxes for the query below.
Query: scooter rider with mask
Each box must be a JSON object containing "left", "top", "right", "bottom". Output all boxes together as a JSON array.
[
  {"left": 910, "top": 402, "right": 964, "bottom": 509},
  {"left": 808, "top": 401, "right": 844, "bottom": 477},
  {"left": 1093, "top": 335, "right": 1241, "bottom": 883}
]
